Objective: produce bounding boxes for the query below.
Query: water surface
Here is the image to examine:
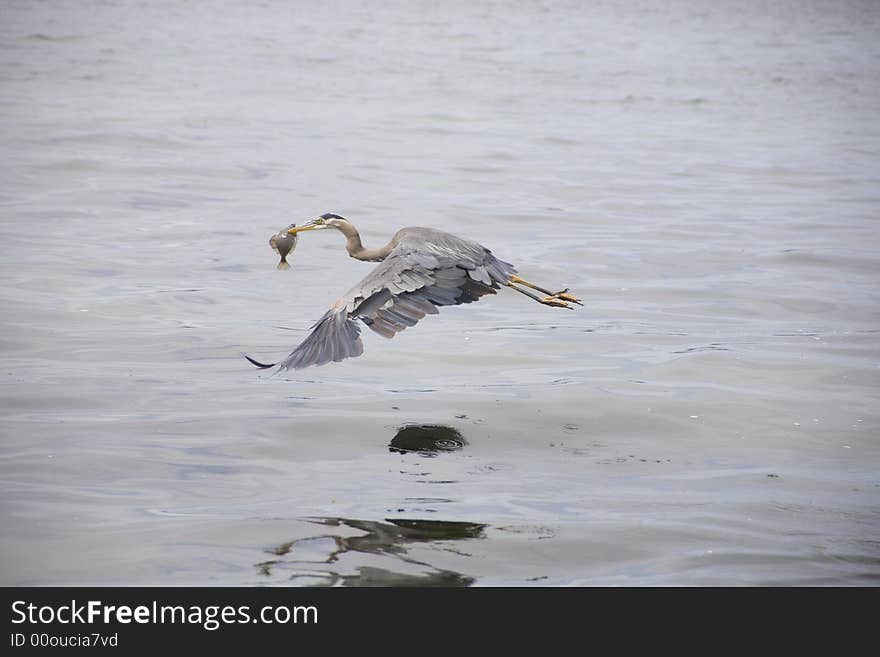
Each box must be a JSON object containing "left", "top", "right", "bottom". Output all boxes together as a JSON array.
[{"left": 1, "top": 0, "right": 878, "bottom": 585}]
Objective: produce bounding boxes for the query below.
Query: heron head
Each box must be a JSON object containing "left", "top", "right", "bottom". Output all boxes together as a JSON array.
[{"left": 288, "top": 213, "right": 349, "bottom": 235}]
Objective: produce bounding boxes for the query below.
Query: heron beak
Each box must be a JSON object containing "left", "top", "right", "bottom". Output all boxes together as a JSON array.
[{"left": 287, "top": 222, "right": 318, "bottom": 235}]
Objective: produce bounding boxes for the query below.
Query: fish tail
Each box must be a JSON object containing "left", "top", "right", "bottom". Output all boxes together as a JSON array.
[{"left": 276, "top": 259, "right": 290, "bottom": 270}]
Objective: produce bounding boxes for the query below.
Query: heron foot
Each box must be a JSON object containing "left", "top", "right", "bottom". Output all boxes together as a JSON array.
[
  {"left": 540, "top": 296, "right": 573, "bottom": 309},
  {"left": 510, "top": 276, "right": 582, "bottom": 306},
  {"left": 551, "top": 291, "right": 583, "bottom": 305}
]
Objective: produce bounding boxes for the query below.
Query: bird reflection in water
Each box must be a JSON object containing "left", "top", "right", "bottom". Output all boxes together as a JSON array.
[{"left": 256, "top": 517, "right": 486, "bottom": 587}]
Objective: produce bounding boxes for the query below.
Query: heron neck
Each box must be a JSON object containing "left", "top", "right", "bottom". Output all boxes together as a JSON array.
[{"left": 337, "top": 222, "right": 393, "bottom": 262}]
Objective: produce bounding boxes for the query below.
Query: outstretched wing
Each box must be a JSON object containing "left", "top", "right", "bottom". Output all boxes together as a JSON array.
[
  {"left": 274, "top": 232, "right": 516, "bottom": 371},
  {"left": 273, "top": 306, "right": 364, "bottom": 370},
  {"left": 348, "top": 255, "right": 497, "bottom": 339}
]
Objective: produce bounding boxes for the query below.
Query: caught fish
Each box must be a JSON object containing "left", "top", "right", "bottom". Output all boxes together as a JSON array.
[{"left": 269, "top": 223, "right": 298, "bottom": 270}]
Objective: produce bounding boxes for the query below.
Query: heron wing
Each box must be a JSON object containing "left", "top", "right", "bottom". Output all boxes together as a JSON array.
[
  {"left": 344, "top": 238, "right": 515, "bottom": 340},
  {"left": 275, "top": 231, "right": 516, "bottom": 370},
  {"left": 274, "top": 307, "right": 364, "bottom": 371}
]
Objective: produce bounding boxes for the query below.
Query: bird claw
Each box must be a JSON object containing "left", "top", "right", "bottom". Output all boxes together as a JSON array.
[
  {"left": 544, "top": 288, "right": 583, "bottom": 306},
  {"left": 553, "top": 292, "right": 583, "bottom": 305},
  {"left": 541, "top": 296, "right": 573, "bottom": 309}
]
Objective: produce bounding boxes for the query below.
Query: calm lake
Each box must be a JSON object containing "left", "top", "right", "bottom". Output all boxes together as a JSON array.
[{"left": 1, "top": 0, "right": 878, "bottom": 585}]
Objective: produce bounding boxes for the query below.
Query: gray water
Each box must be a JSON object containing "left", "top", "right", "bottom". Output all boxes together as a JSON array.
[{"left": 1, "top": 0, "right": 878, "bottom": 586}]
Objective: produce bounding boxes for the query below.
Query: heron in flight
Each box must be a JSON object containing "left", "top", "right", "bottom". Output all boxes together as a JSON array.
[{"left": 246, "top": 213, "right": 582, "bottom": 371}]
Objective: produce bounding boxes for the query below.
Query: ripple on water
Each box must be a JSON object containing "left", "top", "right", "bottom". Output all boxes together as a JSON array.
[{"left": 256, "top": 517, "right": 486, "bottom": 586}]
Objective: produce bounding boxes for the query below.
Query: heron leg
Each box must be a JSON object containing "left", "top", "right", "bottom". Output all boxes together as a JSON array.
[
  {"left": 506, "top": 281, "right": 573, "bottom": 309},
  {"left": 509, "top": 275, "right": 583, "bottom": 306}
]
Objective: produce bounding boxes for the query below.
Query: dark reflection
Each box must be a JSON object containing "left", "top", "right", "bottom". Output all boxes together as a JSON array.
[
  {"left": 389, "top": 424, "right": 468, "bottom": 456},
  {"left": 256, "top": 517, "right": 486, "bottom": 587}
]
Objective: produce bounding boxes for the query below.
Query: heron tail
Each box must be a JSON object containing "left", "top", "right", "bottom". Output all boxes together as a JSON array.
[{"left": 276, "top": 309, "right": 364, "bottom": 371}]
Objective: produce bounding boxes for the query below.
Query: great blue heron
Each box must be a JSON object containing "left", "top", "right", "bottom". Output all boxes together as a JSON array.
[{"left": 246, "top": 213, "right": 582, "bottom": 371}]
